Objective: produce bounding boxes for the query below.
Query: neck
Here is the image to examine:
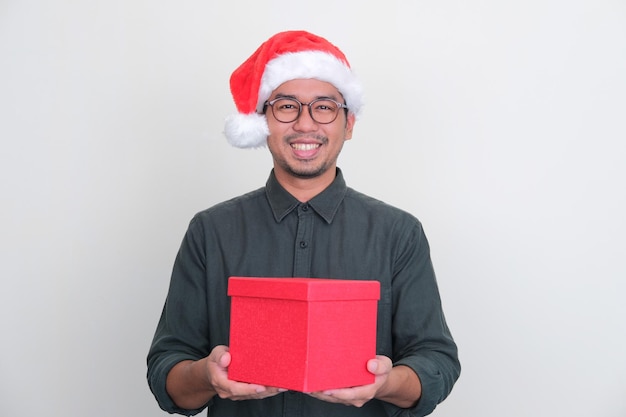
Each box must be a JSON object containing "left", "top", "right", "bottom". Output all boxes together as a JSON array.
[{"left": 273, "top": 168, "right": 337, "bottom": 203}]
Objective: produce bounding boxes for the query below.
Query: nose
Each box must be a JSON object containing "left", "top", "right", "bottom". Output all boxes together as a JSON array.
[{"left": 293, "top": 105, "right": 318, "bottom": 131}]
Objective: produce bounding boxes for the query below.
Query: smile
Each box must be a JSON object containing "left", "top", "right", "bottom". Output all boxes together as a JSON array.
[{"left": 291, "top": 143, "right": 321, "bottom": 151}]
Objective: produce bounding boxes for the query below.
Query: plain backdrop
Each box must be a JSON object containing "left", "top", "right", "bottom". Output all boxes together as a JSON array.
[{"left": 1, "top": 1, "right": 625, "bottom": 416}]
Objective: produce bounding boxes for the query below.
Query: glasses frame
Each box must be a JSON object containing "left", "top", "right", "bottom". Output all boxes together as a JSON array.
[{"left": 263, "top": 97, "right": 349, "bottom": 124}]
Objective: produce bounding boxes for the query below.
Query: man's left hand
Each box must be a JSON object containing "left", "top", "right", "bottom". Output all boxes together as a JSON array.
[{"left": 307, "top": 355, "right": 393, "bottom": 407}]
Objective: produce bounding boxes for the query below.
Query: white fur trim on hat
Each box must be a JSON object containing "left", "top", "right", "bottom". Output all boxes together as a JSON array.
[{"left": 257, "top": 50, "right": 363, "bottom": 117}]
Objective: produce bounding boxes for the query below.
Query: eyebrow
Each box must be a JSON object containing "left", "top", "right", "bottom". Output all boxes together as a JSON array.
[{"left": 272, "top": 93, "right": 341, "bottom": 102}]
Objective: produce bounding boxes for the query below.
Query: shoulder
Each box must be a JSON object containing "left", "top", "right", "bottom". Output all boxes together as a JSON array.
[
  {"left": 343, "top": 187, "right": 428, "bottom": 243},
  {"left": 189, "top": 187, "right": 267, "bottom": 227},
  {"left": 343, "top": 187, "right": 430, "bottom": 254},
  {"left": 344, "top": 187, "right": 421, "bottom": 225}
]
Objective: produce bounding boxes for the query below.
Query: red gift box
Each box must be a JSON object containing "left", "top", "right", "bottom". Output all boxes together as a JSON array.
[{"left": 227, "top": 277, "right": 380, "bottom": 392}]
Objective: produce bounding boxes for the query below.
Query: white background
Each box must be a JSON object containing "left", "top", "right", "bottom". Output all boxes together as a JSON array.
[{"left": 1, "top": 1, "right": 625, "bottom": 416}]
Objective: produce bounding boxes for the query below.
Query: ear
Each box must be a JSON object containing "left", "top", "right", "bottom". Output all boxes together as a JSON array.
[{"left": 344, "top": 113, "right": 356, "bottom": 141}]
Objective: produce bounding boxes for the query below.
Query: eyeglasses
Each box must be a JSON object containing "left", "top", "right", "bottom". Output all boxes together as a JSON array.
[{"left": 264, "top": 97, "right": 348, "bottom": 124}]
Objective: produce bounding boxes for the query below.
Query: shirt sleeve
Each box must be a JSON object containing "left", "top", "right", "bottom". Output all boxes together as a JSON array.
[
  {"left": 146, "top": 215, "right": 213, "bottom": 416},
  {"left": 385, "top": 216, "right": 461, "bottom": 417}
]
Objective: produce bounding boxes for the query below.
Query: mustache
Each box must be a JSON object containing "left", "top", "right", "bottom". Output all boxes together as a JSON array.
[{"left": 284, "top": 133, "right": 328, "bottom": 144}]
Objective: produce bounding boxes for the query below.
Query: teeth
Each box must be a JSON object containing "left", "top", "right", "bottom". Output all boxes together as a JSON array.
[{"left": 292, "top": 143, "right": 319, "bottom": 151}]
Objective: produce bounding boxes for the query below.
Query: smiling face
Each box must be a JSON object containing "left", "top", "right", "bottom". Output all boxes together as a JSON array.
[{"left": 265, "top": 79, "right": 355, "bottom": 186}]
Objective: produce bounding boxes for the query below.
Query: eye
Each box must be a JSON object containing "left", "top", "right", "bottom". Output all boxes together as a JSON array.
[
  {"left": 275, "top": 99, "right": 299, "bottom": 111},
  {"left": 313, "top": 100, "right": 337, "bottom": 112}
]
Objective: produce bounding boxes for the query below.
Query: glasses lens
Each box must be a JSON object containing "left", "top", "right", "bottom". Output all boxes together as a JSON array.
[
  {"left": 271, "top": 98, "right": 301, "bottom": 123},
  {"left": 309, "top": 99, "right": 340, "bottom": 124}
]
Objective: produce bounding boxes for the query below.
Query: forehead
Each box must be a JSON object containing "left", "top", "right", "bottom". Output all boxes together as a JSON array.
[{"left": 270, "top": 79, "right": 343, "bottom": 100}]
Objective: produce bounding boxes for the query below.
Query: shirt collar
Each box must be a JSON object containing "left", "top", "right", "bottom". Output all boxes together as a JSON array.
[{"left": 265, "top": 168, "right": 347, "bottom": 224}]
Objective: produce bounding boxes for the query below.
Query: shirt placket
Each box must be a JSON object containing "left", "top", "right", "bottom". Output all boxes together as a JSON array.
[
  {"left": 293, "top": 203, "right": 313, "bottom": 277},
  {"left": 281, "top": 203, "right": 314, "bottom": 416}
]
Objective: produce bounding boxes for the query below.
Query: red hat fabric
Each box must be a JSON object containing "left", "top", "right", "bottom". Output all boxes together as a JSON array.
[{"left": 224, "top": 30, "right": 363, "bottom": 148}]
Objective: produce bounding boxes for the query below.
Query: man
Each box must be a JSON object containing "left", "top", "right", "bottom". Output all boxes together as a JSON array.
[{"left": 147, "top": 30, "right": 460, "bottom": 417}]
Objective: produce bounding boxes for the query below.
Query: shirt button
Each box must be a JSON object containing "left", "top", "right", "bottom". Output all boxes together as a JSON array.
[
  {"left": 299, "top": 241, "right": 308, "bottom": 249},
  {"left": 301, "top": 204, "right": 309, "bottom": 211}
]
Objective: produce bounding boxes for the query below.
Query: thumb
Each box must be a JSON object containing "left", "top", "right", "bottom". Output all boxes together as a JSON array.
[
  {"left": 219, "top": 350, "right": 232, "bottom": 368},
  {"left": 368, "top": 356, "right": 392, "bottom": 375},
  {"left": 367, "top": 358, "right": 380, "bottom": 374}
]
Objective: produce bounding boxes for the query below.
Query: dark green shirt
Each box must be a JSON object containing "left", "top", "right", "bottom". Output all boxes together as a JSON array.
[{"left": 147, "top": 168, "right": 460, "bottom": 417}]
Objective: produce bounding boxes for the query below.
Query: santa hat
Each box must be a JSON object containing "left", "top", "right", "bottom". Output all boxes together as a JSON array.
[{"left": 224, "top": 30, "right": 363, "bottom": 148}]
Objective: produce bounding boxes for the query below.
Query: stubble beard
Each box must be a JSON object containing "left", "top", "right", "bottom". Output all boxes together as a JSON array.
[{"left": 273, "top": 133, "right": 341, "bottom": 179}]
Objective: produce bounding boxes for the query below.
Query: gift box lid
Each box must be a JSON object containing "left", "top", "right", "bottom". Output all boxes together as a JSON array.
[{"left": 228, "top": 277, "right": 380, "bottom": 301}]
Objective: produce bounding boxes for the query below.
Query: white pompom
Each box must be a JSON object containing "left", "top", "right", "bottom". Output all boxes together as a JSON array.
[{"left": 223, "top": 113, "right": 269, "bottom": 148}]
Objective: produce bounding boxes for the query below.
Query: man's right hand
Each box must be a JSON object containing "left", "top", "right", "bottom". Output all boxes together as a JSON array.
[
  {"left": 206, "top": 345, "right": 286, "bottom": 401},
  {"left": 166, "top": 345, "right": 285, "bottom": 410}
]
